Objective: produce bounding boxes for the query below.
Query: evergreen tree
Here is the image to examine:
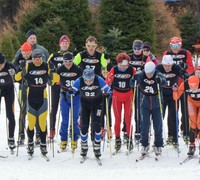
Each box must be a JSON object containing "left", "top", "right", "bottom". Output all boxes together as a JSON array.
[
  {"left": 178, "top": 8, "right": 199, "bottom": 53},
  {"left": 99, "top": 0, "right": 155, "bottom": 55},
  {"left": 17, "top": 0, "right": 95, "bottom": 53}
]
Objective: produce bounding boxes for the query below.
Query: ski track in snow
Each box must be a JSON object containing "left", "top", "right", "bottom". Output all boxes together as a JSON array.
[{"left": 0, "top": 84, "right": 199, "bottom": 180}]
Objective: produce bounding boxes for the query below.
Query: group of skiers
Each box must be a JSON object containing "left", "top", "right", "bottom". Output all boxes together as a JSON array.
[{"left": 0, "top": 28, "right": 200, "bottom": 160}]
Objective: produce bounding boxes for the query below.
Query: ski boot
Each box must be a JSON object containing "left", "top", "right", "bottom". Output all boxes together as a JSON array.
[
  {"left": 141, "top": 145, "right": 149, "bottom": 155},
  {"left": 126, "top": 137, "right": 133, "bottom": 151},
  {"left": 60, "top": 141, "right": 68, "bottom": 150},
  {"left": 93, "top": 141, "right": 101, "bottom": 158},
  {"left": 123, "top": 132, "right": 127, "bottom": 144},
  {"left": 187, "top": 143, "right": 195, "bottom": 156},
  {"left": 153, "top": 146, "right": 162, "bottom": 156},
  {"left": 115, "top": 137, "right": 122, "bottom": 152},
  {"left": 80, "top": 141, "right": 88, "bottom": 157},
  {"left": 27, "top": 142, "right": 34, "bottom": 155},
  {"left": 40, "top": 143, "right": 48, "bottom": 156},
  {"left": 8, "top": 138, "right": 16, "bottom": 150},
  {"left": 71, "top": 141, "right": 77, "bottom": 150},
  {"left": 183, "top": 136, "right": 189, "bottom": 145},
  {"left": 134, "top": 133, "right": 140, "bottom": 145}
]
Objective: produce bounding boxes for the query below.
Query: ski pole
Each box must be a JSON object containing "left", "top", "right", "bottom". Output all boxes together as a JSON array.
[
  {"left": 105, "top": 96, "right": 112, "bottom": 158},
  {"left": 127, "top": 80, "right": 137, "bottom": 156},
  {"left": 175, "top": 98, "right": 180, "bottom": 157},
  {"left": 70, "top": 94, "right": 75, "bottom": 158},
  {"left": 135, "top": 83, "right": 140, "bottom": 151}
]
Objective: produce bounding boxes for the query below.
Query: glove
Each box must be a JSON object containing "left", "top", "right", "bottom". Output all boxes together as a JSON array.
[
  {"left": 8, "top": 68, "right": 15, "bottom": 76},
  {"left": 179, "top": 68, "right": 189, "bottom": 78},
  {"left": 67, "top": 88, "right": 74, "bottom": 95},
  {"left": 22, "top": 68, "right": 27, "bottom": 77},
  {"left": 104, "top": 91, "right": 112, "bottom": 98},
  {"left": 49, "top": 62, "right": 55, "bottom": 71},
  {"left": 179, "top": 62, "right": 188, "bottom": 70},
  {"left": 155, "top": 75, "right": 161, "bottom": 84},
  {"left": 172, "top": 83, "right": 178, "bottom": 92},
  {"left": 19, "top": 60, "right": 26, "bottom": 69}
]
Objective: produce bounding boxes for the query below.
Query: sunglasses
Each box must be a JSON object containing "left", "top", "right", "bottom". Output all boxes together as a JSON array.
[
  {"left": 64, "top": 60, "right": 72, "bottom": 63},
  {"left": 86, "top": 45, "right": 97, "bottom": 48},
  {"left": 133, "top": 47, "right": 142, "bottom": 50},
  {"left": 170, "top": 44, "right": 180, "bottom": 49},
  {"left": 143, "top": 49, "right": 150, "bottom": 52}
]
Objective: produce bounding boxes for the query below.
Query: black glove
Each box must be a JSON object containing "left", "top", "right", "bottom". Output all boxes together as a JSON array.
[
  {"left": 179, "top": 68, "right": 189, "bottom": 78},
  {"left": 22, "top": 68, "right": 27, "bottom": 77},
  {"left": 179, "top": 62, "right": 188, "bottom": 70},
  {"left": 19, "top": 60, "right": 26, "bottom": 69},
  {"left": 104, "top": 91, "right": 111, "bottom": 98},
  {"left": 155, "top": 75, "right": 161, "bottom": 84},
  {"left": 49, "top": 62, "right": 55, "bottom": 71},
  {"left": 67, "top": 88, "right": 74, "bottom": 95}
]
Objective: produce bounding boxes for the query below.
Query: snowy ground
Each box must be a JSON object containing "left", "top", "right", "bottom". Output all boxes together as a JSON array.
[{"left": 0, "top": 84, "right": 199, "bottom": 180}]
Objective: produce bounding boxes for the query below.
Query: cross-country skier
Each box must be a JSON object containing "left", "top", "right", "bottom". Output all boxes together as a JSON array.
[
  {"left": 56, "top": 52, "right": 82, "bottom": 151},
  {"left": 173, "top": 73, "right": 200, "bottom": 156},
  {"left": 163, "top": 37, "right": 194, "bottom": 142},
  {"left": 106, "top": 52, "right": 136, "bottom": 152},
  {"left": 134, "top": 61, "right": 166, "bottom": 155},
  {"left": 72, "top": 68, "right": 110, "bottom": 158},
  {"left": 48, "top": 35, "right": 71, "bottom": 139},
  {"left": 15, "top": 49, "right": 55, "bottom": 156},
  {"left": 0, "top": 52, "right": 16, "bottom": 152}
]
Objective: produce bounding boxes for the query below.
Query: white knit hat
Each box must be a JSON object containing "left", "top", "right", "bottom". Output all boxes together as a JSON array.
[
  {"left": 144, "top": 62, "right": 155, "bottom": 74},
  {"left": 162, "top": 55, "right": 174, "bottom": 65}
]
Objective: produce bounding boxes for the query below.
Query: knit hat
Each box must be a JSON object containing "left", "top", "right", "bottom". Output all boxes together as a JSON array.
[
  {"left": 63, "top": 52, "right": 73, "bottom": 61},
  {"left": 26, "top": 29, "right": 37, "bottom": 39},
  {"left": 142, "top": 42, "right": 151, "bottom": 50},
  {"left": 21, "top": 42, "right": 32, "bottom": 51},
  {"left": 132, "top": 40, "right": 143, "bottom": 49},
  {"left": 144, "top": 62, "right": 155, "bottom": 74},
  {"left": 162, "top": 55, "right": 174, "bottom": 65},
  {"left": 32, "top": 49, "right": 43, "bottom": 58},
  {"left": 59, "top": 35, "right": 70, "bottom": 45},
  {"left": 188, "top": 75, "right": 199, "bottom": 89},
  {"left": 82, "top": 68, "right": 95, "bottom": 80},
  {"left": 0, "top": 53, "right": 5, "bottom": 64},
  {"left": 116, "top": 52, "right": 130, "bottom": 65}
]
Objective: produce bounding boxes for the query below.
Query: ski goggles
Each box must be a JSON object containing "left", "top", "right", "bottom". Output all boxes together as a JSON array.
[
  {"left": 133, "top": 47, "right": 142, "bottom": 50},
  {"left": 170, "top": 43, "right": 181, "bottom": 49}
]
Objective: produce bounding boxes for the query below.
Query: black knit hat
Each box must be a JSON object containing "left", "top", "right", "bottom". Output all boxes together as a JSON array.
[
  {"left": 26, "top": 29, "right": 37, "bottom": 39},
  {"left": 63, "top": 52, "right": 73, "bottom": 61},
  {"left": 132, "top": 40, "right": 143, "bottom": 49},
  {"left": 142, "top": 42, "right": 151, "bottom": 50},
  {"left": 0, "top": 53, "right": 5, "bottom": 64}
]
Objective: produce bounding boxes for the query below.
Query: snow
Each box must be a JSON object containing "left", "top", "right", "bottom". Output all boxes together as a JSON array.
[{"left": 0, "top": 84, "right": 199, "bottom": 180}]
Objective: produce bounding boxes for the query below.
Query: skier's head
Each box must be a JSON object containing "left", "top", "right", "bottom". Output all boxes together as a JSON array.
[
  {"left": 132, "top": 40, "right": 143, "bottom": 55},
  {"left": 142, "top": 42, "right": 151, "bottom": 56},
  {"left": 116, "top": 52, "right": 130, "bottom": 70},
  {"left": 169, "top": 37, "right": 182, "bottom": 53},
  {"left": 26, "top": 29, "right": 37, "bottom": 46},
  {"left": 85, "top": 36, "right": 98, "bottom": 56},
  {"left": 144, "top": 62, "right": 155, "bottom": 77},
  {"left": 82, "top": 68, "right": 95, "bottom": 85},
  {"left": 162, "top": 55, "right": 174, "bottom": 72},
  {"left": 21, "top": 42, "right": 32, "bottom": 59},
  {"left": 59, "top": 35, "right": 70, "bottom": 51},
  {"left": 195, "top": 66, "right": 200, "bottom": 78},
  {"left": 63, "top": 52, "right": 73, "bottom": 69},
  {"left": 32, "top": 49, "right": 43, "bottom": 66},
  {"left": 188, "top": 75, "right": 199, "bottom": 91}
]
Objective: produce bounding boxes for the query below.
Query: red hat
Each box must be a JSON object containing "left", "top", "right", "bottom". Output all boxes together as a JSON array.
[
  {"left": 21, "top": 42, "right": 32, "bottom": 51},
  {"left": 188, "top": 75, "right": 199, "bottom": 89},
  {"left": 170, "top": 37, "right": 182, "bottom": 45},
  {"left": 116, "top": 53, "right": 130, "bottom": 65},
  {"left": 59, "top": 35, "right": 70, "bottom": 45}
]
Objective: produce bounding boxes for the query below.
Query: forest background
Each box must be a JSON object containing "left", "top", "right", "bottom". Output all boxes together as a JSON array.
[{"left": 0, "top": 0, "right": 200, "bottom": 62}]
